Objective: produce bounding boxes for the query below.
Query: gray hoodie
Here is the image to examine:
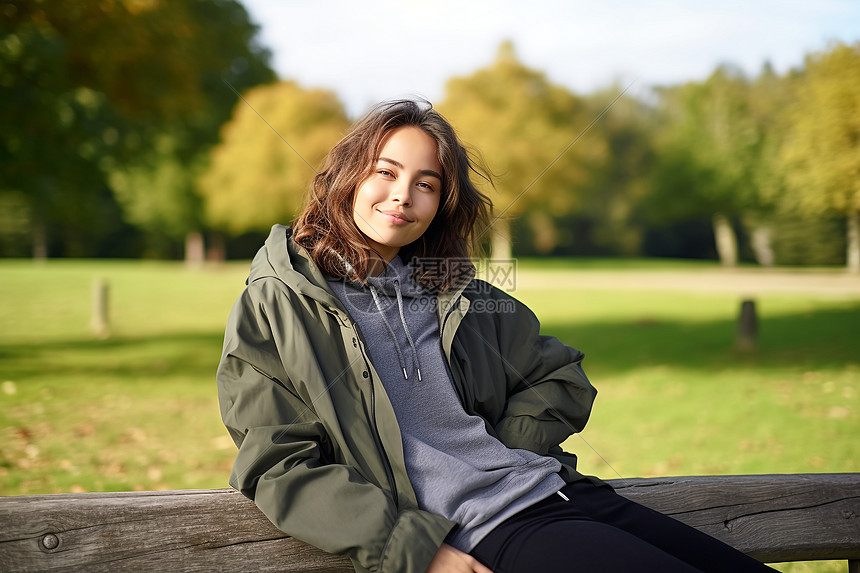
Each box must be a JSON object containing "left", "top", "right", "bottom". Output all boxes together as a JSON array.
[{"left": 327, "top": 255, "right": 564, "bottom": 552}]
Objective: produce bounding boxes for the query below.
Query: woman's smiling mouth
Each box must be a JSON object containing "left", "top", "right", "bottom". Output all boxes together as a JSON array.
[{"left": 377, "top": 209, "right": 414, "bottom": 223}]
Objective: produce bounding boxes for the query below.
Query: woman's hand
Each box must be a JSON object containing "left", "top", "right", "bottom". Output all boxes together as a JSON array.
[{"left": 427, "top": 543, "right": 493, "bottom": 573}]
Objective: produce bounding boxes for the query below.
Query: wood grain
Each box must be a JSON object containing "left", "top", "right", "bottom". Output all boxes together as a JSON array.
[
  {"left": 611, "top": 474, "right": 860, "bottom": 563},
  {"left": 1, "top": 474, "right": 858, "bottom": 572}
]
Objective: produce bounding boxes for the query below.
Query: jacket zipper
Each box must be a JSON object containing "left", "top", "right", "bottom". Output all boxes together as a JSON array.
[
  {"left": 368, "top": 372, "right": 400, "bottom": 508},
  {"left": 349, "top": 317, "right": 400, "bottom": 508}
]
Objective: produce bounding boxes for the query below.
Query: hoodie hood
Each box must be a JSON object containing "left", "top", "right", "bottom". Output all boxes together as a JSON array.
[
  {"left": 365, "top": 255, "right": 424, "bottom": 299},
  {"left": 328, "top": 254, "right": 428, "bottom": 381},
  {"left": 254, "top": 224, "right": 473, "bottom": 359}
]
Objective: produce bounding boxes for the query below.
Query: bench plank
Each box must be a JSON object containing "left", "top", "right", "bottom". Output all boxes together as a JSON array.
[
  {"left": 1, "top": 474, "right": 858, "bottom": 571},
  {"left": 0, "top": 489, "right": 348, "bottom": 572},
  {"left": 612, "top": 474, "right": 860, "bottom": 563}
]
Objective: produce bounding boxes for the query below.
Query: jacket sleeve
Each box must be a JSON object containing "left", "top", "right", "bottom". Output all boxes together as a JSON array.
[
  {"left": 488, "top": 289, "right": 597, "bottom": 456},
  {"left": 217, "top": 288, "right": 454, "bottom": 573}
]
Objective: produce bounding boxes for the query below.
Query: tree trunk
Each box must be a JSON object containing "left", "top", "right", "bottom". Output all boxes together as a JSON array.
[
  {"left": 528, "top": 211, "right": 558, "bottom": 254},
  {"left": 848, "top": 209, "right": 860, "bottom": 274},
  {"left": 750, "top": 225, "right": 774, "bottom": 267},
  {"left": 185, "top": 231, "right": 205, "bottom": 268},
  {"left": 490, "top": 218, "right": 512, "bottom": 261},
  {"left": 206, "top": 232, "right": 226, "bottom": 263},
  {"left": 712, "top": 212, "right": 738, "bottom": 267},
  {"left": 33, "top": 221, "right": 47, "bottom": 260}
]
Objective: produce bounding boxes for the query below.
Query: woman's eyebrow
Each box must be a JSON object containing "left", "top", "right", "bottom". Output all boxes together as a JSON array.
[{"left": 379, "top": 157, "right": 442, "bottom": 181}]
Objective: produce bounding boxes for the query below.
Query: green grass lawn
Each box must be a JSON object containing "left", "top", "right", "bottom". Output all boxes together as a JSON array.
[{"left": 1, "top": 258, "right": 857, "bottom": 572}]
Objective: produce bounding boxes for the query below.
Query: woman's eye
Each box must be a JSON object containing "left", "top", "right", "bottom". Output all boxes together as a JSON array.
[
  {"left": 378, "top": 169, "right": 393, "bottom": 177},
  {"left": 417, "top": 182, "right": 434, "bottom": 191}
]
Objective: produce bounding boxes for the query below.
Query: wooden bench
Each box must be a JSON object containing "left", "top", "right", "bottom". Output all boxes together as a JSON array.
[{"left": 2, "top": 473, "right": 858, "bottom": 572}]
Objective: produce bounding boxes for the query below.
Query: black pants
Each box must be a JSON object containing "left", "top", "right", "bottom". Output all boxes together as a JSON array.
[{"left": 470, "top": 480, "right": 776, "bottom": 573}]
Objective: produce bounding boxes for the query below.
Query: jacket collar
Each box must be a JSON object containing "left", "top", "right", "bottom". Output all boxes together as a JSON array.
[
  {"left": 250, "top": 224, "right": 347, "bottom": 320},
  {"left": 252, "top": 223, "right": 474, "bottom": 329}
]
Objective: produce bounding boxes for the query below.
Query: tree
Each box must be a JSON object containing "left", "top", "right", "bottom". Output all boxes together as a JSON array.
[
  {"left": 104, "top": 0, "right": 275, "bottom": 259},
  {"left": 0, "top": 0, "right": 274, "bottom": 257},
  {"left": 0, "top": 3, "right": 126, "bottom": 256},
  {"left": 107, "top": 133, "right": 204, "bottom": 252},
  {"left": 646, "top": 65, "right": 777, "bottom": 266},
  {"left": 779, "top": 42, "right": 860, "bottom": 273},
  {"left": 196, "top": 81, "right": 349, "bottom": 234},
  {"left": 439, "top": 41, "right": 605, "bottom": 258},
  {"left": 575, "top": 87, "right": 656, "bottom": 256},
  {"left": 742, "top": 62, "right": 795, "bottom": 266}
]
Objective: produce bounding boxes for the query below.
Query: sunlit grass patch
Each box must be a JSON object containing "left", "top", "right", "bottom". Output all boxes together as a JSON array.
[{"left": 1, "top": 259, "right": 857, "bottom": 571}]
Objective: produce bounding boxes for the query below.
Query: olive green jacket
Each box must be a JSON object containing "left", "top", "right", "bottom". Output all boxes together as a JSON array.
[{"left": 217, "top": 225, "right": 598, "bottom": 573}]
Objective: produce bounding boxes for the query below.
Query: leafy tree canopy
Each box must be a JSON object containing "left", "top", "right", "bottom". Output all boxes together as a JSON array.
[
  {"left": 780, "top": 42, "right": 860, "bottom": 217},
  {"left": 196, "top": 81, "right": 350, "bottom": 234},
  {"left": 439, "top": 41, "right": 605, "bottom": 254},
  {"left": 647, "top": 65, "right": 772, "bottom": 220},
  {"left": 0, "top": 0, "right": 274, "bottom": 255}
]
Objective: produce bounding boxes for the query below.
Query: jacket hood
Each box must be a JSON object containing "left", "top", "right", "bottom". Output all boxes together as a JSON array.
[
  {"left": 249, "top": 224, "right": 344, "bottom": 314},
  {"left": 253, "top": 224, "right": 472, "bottom": 328}
]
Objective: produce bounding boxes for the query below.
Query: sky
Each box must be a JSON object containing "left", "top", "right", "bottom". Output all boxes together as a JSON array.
[{"left": 240, "top": 0, "right": 860, "bottom": 117}]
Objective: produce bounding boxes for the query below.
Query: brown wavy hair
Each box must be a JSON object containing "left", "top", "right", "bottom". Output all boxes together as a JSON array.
[{"left": 293, "top": 99, "right": 493, "bottom": 291}]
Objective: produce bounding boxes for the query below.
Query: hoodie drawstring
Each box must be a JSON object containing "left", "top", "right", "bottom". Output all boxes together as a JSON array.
[
  {"left": 369, "top": 281, "right": 422, "bottom": 381},
  {"left": 394, "top": 280, "right": 422, "bottom": 381}
]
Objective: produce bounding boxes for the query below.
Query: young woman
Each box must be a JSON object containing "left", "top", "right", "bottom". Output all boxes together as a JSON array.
[{"left": 216, "top": 100, "right": 774, "bottom": 573}]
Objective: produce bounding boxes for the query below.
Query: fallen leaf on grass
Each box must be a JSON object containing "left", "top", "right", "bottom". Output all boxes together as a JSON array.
[
  {"left": 827, "top": 406, "right": 849, "bottom": 419},
  {"left": 24, "top": 444, "right": 39, "bottom": 459},
  {"left": 74, "top": 423, "right": 96, "bottom": 437}
]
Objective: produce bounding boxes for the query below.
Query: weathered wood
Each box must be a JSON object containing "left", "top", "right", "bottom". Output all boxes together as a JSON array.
[
  {"left": 0, "top": 489, "right": 351, "bottom": 572},
  {"left": 612, "top": 474, "right": 860, "bottom": 563},
  {"left": 1, "top": 474, "right": 858, "bottom": 572},
  {"left": 89, "top": 278, "right": 109, "bottom": 339},
  {"left": 736, "top": 298, "right": 757, "bottom": 352}
]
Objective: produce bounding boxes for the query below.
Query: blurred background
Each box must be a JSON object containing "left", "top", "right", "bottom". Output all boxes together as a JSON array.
[
  {"left": 2, "top": 0, "right": 860, "bottom": 264},
  {"left": 1, "top": 2, "right": 859, "bottom": 569}
]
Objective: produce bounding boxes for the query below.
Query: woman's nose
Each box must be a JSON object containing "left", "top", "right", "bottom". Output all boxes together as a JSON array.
[{"left": 391, "top": 180, "right": 412, "bottom": 205}]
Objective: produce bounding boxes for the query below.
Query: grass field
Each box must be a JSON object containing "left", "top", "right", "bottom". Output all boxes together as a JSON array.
[{"left": 1, "top": 258, "right": 858, "bottom": 572}]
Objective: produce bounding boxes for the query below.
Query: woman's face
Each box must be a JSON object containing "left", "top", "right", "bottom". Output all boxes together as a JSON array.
[{"left": 353, "top": 126, "right": 443, "bottom": 262}]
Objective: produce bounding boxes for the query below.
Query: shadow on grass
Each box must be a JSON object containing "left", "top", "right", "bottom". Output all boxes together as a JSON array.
[
  {"left": 0, "top": 332, "right": 226, "bottom": 382},
  {"left": 543, "top": 305, "right": 860, "bottom": 375},
  {"left": 1, "top": 304, "right": 858, "bottom": 383}
]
